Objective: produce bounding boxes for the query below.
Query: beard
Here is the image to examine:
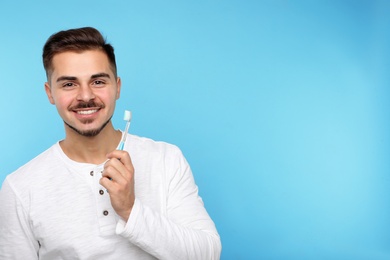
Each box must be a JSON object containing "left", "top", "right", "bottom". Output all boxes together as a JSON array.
[
  {"left": 65, "top": 100, "right": 111, "bottom": 137},
  {"left": 65, "top": 116, "right": 112, "bottom": 137}
]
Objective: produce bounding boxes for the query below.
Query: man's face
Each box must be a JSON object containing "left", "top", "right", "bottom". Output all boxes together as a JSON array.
[{"left": 45, "top": 50, "right": 121, "bottom": 137}]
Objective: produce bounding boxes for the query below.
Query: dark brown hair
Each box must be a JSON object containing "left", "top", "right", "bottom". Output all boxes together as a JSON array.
[{"left": 42, "top": 27, "right": 117, "bottom": 80}]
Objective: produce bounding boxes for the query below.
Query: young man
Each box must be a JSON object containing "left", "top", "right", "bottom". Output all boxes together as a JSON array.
[{"left": 0, "top": 27, "right": 221, "bottom": 259}]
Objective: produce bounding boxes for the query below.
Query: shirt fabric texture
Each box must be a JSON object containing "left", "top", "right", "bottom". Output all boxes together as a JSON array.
[{"left": 0, "top": 134, "right": 221, "bottom": 259}]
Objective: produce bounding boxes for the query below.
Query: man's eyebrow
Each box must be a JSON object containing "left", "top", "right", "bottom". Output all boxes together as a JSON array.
[
  {"left": 55, "top": 73, "right": 110, "bottom": 83},
  {"left": 56, "top": 76, "right": 77, "bottom": 82},
  {"left": 91, "top": 73, "right": 110, "bottom": 79}
]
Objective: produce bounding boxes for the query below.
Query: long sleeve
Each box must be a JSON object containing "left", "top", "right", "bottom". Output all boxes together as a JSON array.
[
  {"left": 0, "top": 179, "right": 39, "bottom": 259},
  {"left": 116, "top": 146, "right": 222, "bottom": 259}
]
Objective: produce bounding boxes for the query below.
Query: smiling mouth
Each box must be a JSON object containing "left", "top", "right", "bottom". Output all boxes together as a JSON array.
[
  {"left": 69, "top": 100, "right": 105, "bottom": 115},
  {"left": 76, "top": 109, "right": 98, "bottom": 115}
]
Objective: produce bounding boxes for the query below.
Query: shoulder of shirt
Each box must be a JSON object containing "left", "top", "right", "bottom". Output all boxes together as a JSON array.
[
  {"left": 128, "top": 134, "right": 183, "bottom": 155},
  {"left": 5, "top": 144, "right": 59, "bottom": 186}
]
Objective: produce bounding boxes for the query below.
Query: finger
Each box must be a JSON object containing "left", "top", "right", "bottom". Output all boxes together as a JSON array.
[
  {"left": 102, "top": 164, "right": 126, "bottom": 184},
  {"left": 99, "top": 175, "right": 115, "bottom": 191},
  {"left": 106, "top": 150, "right": 134, "bottom": 174},
  {"left": 104, "top": 158, "right": 128, "bottom": 180}
]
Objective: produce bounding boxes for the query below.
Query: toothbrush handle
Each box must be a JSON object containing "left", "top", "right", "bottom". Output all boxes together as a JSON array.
[{"left": 119, "top": 119, "right": 131, "bottom": 151}]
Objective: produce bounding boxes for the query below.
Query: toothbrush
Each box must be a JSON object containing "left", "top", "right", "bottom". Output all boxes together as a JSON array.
[{"left": 118, "top": 110, "right": 132, "bottom": 150}]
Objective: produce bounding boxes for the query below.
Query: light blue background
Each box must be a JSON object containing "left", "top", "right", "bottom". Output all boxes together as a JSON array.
[{"left": 1, "top": 1, "right": 389, "bottom": 259}]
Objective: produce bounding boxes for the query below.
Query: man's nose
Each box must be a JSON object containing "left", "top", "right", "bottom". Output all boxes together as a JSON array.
[{"left": 77, "top": 85, "right": 96, "bottom": 101}]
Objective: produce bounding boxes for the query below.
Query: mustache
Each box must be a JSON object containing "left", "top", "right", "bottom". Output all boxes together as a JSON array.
[{"left": 69, "top": 100, "right": 105, "bottom": 110}]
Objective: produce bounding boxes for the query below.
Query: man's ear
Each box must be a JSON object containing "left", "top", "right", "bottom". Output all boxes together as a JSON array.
[
  {"left": 44, "top": 82, "right": 55, "bottom": 104},
  {"left": 116, "top": 77, "right": 122, "bottom": 100}
]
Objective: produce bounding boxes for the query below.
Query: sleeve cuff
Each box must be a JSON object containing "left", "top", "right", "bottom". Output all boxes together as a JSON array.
[{"left": 115, "top": 198, "right": 141, "bottom": 237}]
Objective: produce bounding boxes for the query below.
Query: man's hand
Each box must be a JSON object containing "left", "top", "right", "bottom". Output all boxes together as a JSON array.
[{"left": 100, "top": 150, "right": 135, "bottom": 222}]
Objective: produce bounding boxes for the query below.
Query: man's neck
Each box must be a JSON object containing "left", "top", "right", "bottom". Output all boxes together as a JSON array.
[{"left": 60, "top": 123, "right": 122, "bottom": 164}]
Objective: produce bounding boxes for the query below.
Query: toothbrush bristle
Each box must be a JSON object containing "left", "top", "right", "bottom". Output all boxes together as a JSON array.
[{"left": 123, "top": 110, "right": 132, "bottom": 121}]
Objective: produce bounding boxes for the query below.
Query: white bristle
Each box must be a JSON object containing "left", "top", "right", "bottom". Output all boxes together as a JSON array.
[{"left": 123, "top": 110, "right": 132, "bottom": 121}]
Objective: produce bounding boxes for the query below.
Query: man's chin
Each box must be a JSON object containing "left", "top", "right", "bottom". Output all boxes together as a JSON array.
[
  {"left": 65, "top": 117, "right": 112, "bottom": 137},
  {"left": 78, "top": 128, "right": 103, "bottom": 137}
]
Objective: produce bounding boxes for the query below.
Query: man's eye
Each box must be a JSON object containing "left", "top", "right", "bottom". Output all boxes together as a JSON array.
[
  {"left": 94, "top": 80, "right": 105, "bottom": 85},
  {"left": 63, "top": 83, "right": 74, "bottom": 88}
]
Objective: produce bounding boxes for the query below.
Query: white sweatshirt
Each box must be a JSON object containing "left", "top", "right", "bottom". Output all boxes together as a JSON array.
[{"left": 0, "top": 134, "right": 221, "bottom": 259}]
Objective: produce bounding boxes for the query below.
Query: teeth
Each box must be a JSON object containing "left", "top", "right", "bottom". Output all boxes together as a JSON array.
[{"left": 77, "top": 110, "right": 97, "bottom": 115}]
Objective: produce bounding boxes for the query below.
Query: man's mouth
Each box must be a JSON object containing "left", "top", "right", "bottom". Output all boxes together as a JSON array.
[{"left": 76, "top": 109, "right": 98, "bottom": 115}]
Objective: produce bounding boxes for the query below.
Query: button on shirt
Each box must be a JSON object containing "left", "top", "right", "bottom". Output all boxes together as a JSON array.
[{"left": 85, "top": 164, "right": 117, "bottom": 236}]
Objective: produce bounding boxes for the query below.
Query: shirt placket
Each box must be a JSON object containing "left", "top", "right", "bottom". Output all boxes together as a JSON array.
[{"left": 89, "top": 165, "right": 118, "bottom": 236}]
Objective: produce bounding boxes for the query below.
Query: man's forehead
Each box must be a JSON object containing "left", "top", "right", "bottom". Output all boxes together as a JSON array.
[{"left": 50, "top": 50, "right": 113, "bottom": 78}]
